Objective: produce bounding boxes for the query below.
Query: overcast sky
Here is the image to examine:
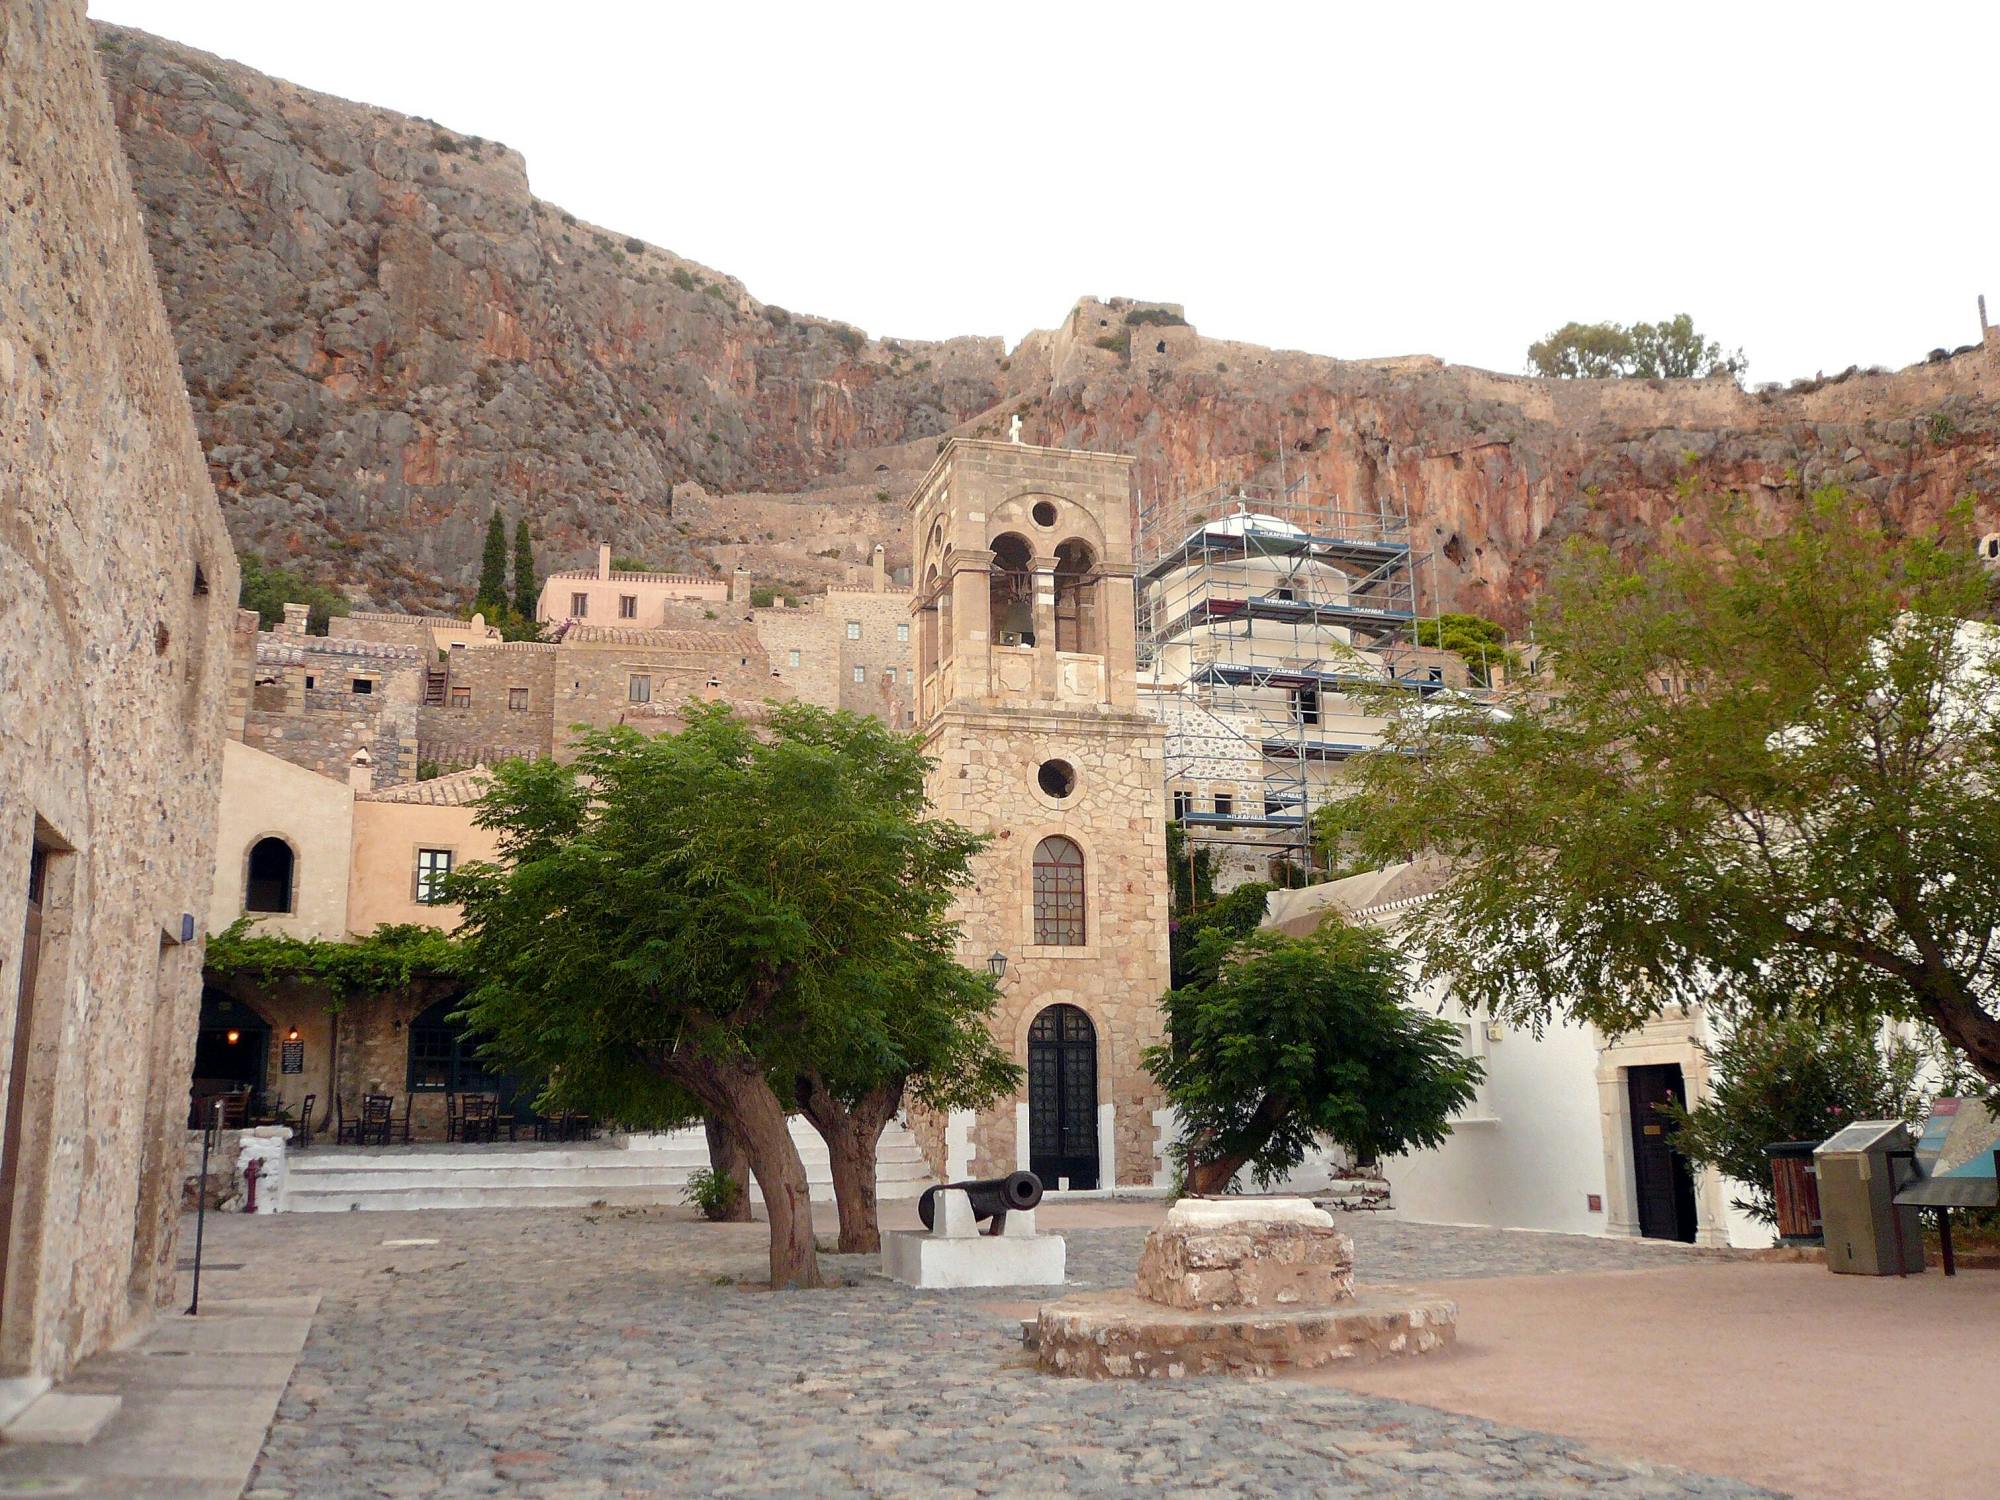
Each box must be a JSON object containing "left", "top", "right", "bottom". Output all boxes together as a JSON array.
[{"left": 92, "top": 0, "right": 2000, "bottom": 386}]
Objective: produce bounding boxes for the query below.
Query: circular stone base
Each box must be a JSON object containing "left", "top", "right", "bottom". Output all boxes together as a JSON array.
[{"left": 1034, "top": 1286, "right": 1457, "bottom": 1378}]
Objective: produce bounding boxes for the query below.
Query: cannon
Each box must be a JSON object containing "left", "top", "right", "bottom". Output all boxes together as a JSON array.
[{"left": 917, "top": 1171, "right": 1043, "bottom": 1236}]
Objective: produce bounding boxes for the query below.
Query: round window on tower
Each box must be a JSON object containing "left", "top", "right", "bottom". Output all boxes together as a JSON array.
[
  {"left": 1031, "top": 499, "right": 1059, "bottom": 528},
  {"left": 1037, "top": 759, "right": 1077, "bottom": 800}
]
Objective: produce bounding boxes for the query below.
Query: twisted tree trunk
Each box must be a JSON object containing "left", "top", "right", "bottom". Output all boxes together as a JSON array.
[
  {"left": 796, "top": 1073, "right": 903, "bottom": 1253},
  {"left": 675, "top": 1055, "right": 821, "bottom": 1288},
  {"left": 702, "top": 1115, "right": 752, "bottom": 1221}
]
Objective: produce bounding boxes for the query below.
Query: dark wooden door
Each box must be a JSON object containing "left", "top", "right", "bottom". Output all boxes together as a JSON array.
[
  {"left": 1627, "top": 1064, "right": 1698, "bottom": 1242},
  {"left": 1, "top": 844, "right": 49, "bottom": 1328},
  {"left": 1028, "top": 1004, "right": 1097, "bottom": 1190}
]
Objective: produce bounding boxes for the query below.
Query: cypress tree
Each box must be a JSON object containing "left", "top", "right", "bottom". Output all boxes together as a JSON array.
[
  {"left": 512, "top": 516, "right": 537, "bottom": 621},
  {"left": 476, "top": 507, "right": 508, "bottom": 612}
]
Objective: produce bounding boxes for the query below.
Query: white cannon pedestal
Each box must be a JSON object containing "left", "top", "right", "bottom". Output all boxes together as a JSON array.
[{"left": 881, "top": 1188, "right": 1066, "bottom": 1288}]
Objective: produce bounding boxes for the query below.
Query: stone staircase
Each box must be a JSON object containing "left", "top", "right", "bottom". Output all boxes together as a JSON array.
[{"left": 281, "top": 1119, "right": 931, "bottom": 1213}]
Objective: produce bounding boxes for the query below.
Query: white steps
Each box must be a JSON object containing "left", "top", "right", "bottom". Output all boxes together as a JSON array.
[{"left": 282, "top": 1119, "right": 930, "bottom": 1214}]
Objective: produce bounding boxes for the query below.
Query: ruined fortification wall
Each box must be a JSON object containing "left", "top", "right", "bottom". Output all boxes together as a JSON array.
[{"left": 0, "top": 0, "right": 236, "bottom": 1383}]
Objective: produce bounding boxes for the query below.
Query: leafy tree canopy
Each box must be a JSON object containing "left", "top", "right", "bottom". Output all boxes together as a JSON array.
[
  {"left": 444, "top": 703, "right": 1015, "bottom": 1286},
  {"left": 1415, "top": 612, "right": 1518, "bottom": 686},
  {"left": 238, "top": 552, "right": 350, "bottom": 634},
  {"left": 1355, "top": 489, "right": 2000, "bottom": 1087},
  {"left": 1148, "top": 921, "right": 1482, "bottom": 1193},
  {"left": 1528, "top": 314, "right": 1744, "bottom": 381}
]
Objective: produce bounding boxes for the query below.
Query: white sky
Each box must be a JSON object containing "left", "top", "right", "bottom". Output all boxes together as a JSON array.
[{"left": 91, "top": 0, "right": 2000, "bottom": 385}]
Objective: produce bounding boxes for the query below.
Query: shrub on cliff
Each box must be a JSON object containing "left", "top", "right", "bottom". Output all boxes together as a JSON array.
[
  {"left": 238, "top": 552, "right": 348, "bottom": 634},
  {"left": 1528, "top": 314, "right": 1744, "bottom": 380}
]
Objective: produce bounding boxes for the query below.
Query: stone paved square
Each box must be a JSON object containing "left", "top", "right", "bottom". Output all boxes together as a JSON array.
[{"left": 176, "top": 1207, "right": 1778, "bottom": 1499}]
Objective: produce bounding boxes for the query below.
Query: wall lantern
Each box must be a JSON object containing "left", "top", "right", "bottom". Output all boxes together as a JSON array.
[
  {"left": 287, "top": 1026, "right": 301, "bottom": 1043},
  {"left": 225, "top": 1029, "right": 241, "bottom": 1045},
  {"left": 987, "top": 952, "right": 1008, "bottom": 981}
]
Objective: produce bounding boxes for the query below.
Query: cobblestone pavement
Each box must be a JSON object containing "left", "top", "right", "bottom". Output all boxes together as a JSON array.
[{"left": 183, "top": 1207, "right": 1777, "bottom": 1499}]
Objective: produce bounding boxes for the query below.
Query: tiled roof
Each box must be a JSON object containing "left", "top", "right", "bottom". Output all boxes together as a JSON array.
[
  {"left": 256, "top": 634, "right": 424, "bottom": 666},
  {"left": 359, "top": 767, "right": 493, "bottom": 806},
  {"left": 562, "top": 626, "right": 762, "bottom": 653}
]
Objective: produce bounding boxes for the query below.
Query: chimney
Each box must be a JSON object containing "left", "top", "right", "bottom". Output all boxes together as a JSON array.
[
  {"left": 347, "top": 748, "right": 374, "bottom": 793},
  {"left": 731, "top": 565, "right": 752, "bottom": 606},
  {"left": 871, "top": 544, "right": 887, "bottom": 593},
  {"left": 597, "top": 543, "right": 613, "bottom": 581},
  {"left": 281, "top": 602, "right": 309, "bottom": 634}
]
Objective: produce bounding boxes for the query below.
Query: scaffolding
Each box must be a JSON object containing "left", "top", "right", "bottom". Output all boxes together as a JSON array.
[{"left": 1136, "top": 476, "right": 1437, "bottom": 883}]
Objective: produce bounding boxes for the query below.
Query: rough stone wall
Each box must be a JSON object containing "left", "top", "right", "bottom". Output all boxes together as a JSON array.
[
  {"left": 242, "top": 637, "right": 422, "bottom": 783},
  {"left": 0, "top": 0, "right": 236, "bottom": 1382},
  {"left": 751, "top": 606, "right": 844, "bottom": 710},
  {"left": 549, "top": 631, "right": 787, "bottom": 758},
  {"left": 827, "top": 586, "right": 916, "bottom": 727},
  {"left": 416, "top": 644, "right": 557, "bottom": 767}
]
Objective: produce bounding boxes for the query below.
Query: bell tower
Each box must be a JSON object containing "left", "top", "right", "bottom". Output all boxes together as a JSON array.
[{"left": 908, "top": 439, "right": 1170, "bottom": 1189}]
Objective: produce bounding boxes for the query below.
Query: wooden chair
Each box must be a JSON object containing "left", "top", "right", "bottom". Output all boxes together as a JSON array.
[
  {"left": 459, "top": 1094, "right": 497, "bottom": 1144},
  {"left": 361, "top": 1093, "right": 393, "bottom": 1148},
  {"left": 334, "top": 1095, "right": 362, "bottom": 1145},
  {"left": 216, "top": 1091, "right": 249, "bottom": 1129},
  {"left": 444, "top": 1091, "right": 462, "bottom": 1143},
  {"left": 294, "top": 1093, "right": 317, "bottom": 1150},
  {"left": 394, "top": 1093, "right": 415, "bottom": 1145}
]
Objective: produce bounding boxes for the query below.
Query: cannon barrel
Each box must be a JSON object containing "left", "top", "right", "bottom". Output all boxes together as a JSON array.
[{"left": 918, "top": 1171, "right": 1043, "bottom": 1231}]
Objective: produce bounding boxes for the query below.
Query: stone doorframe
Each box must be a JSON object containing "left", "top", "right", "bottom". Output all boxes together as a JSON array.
[{"left": 1593, "top": 1009, "right": 1733, "bottom": 1248}]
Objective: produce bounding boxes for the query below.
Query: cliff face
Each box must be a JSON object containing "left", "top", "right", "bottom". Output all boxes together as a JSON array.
[{"left": 99, "top": 25, "right": 2000, "bottom": 622}]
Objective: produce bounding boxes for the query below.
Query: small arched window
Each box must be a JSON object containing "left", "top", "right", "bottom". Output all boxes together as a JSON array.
[
  {"left": 244, "top": 837, "right": 295, "bottom": 914},
  {"left": 990, "top": 533, "right": 1035, "bottom": 646},
  {"left": 1032, "top": 836, "right": 1085, "bottom": 946},
  {"left": 1053, "top": 539, "right": 1099, "bottom": 653}
]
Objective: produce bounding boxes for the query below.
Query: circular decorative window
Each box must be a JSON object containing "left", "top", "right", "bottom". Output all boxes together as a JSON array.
[
  {"left": 1031, "top": 499, "right": 1059, "bottom": 528},
  {"left": 1037, "top": 759, "right": 1077, "bottom": 799}
]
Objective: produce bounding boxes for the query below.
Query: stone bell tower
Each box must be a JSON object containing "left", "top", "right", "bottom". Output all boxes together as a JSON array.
[{"left": 908, "top": 438, "right": 1170, "bottom": 1189}]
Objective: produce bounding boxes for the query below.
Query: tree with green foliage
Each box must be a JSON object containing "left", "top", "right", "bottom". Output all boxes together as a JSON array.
[
  {"left": 237, "top": 552, "right": 349, "bottom": 634},
  {"left": 1659, "top": 1015, "right": 1928, "bottom": 1224},
  {"left": 1527, "top": 314, "right": 1743, "bottom": 381},
  {"left": 1355, "top": 490, "right": 2000, "bottom": 1089},
  {"left": 204, "top": 918, "right": 461, "bottom": 997},
  {"left": 1414, "top": 612, "right": 1517, "bottom": 686},
  {"left": 476, "top": 508, "right": 509, "bottom": 613},
  {"left": 1148, "top": 920, "right": 1483, "bottom": 1194},
  {"left": 445, "top": 704, "right": 1016, "bottom": 1285},
  {"left": 1170, "top": 880, "right": 1273, "bottom": 991},
  {"left": 512, "top": 517, "right": 537, "bottom": 621}
]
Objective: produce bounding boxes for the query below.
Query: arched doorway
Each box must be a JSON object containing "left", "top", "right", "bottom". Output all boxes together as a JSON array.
[
  {"left": 190, "top": 989, "right": 270, "bottom": 1125},
  {"left": 1027, "top": 1003, "right": 1098, "bottom": 1189}
]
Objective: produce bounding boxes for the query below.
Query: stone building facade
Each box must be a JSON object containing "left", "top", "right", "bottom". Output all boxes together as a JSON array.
[
  {"left": 908, "top": 440, "right": 1172, "bottom": 1188},
  {"left": 0, "top": 0, "right": 236, "bottom": 1386}
]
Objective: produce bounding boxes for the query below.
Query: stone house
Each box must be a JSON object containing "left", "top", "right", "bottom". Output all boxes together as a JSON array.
[
  {"left": 535, "top": 544, "right": 728, "bottom": 628},
  {"left": 0, "top": 0, "right": 236, "bottom": 1389}
]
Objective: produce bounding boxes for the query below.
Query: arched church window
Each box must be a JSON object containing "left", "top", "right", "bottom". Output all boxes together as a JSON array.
[
  {"left": 1032, "top": 836, "right": 1086, "bottom": 946},
  {"left": 990, "top": 533, "right": 1035, "bottom": 646},
  {"left": 1053, "top": 539, "right": 1099, "bottom": 654},
  {"left": 245, "top": 837, "right": 295, "bottom": 914}
]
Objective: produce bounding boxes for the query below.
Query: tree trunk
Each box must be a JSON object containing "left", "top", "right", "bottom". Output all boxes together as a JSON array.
[
  {"left": 702, "top": 1115, "right": 752, "bottom": 1222},
  {"left": 796, "top": 1074, "right": 902, "bottom": 1253},
  {"left": 676, "top": 1056, "right": 821, "bottom": 1288},
  {"left": 1180, "top": 1093, "right": 1289, "bottom": 1197}
]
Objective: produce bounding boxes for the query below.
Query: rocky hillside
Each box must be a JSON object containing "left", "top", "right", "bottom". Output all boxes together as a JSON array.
[{"left": 99, "top": 25, "right": 2000, "bottom": 623}]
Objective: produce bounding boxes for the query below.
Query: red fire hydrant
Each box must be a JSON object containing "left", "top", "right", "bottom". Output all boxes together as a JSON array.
[{"left": 243, "top": 1158, "right": 262, "bottom": 1214}]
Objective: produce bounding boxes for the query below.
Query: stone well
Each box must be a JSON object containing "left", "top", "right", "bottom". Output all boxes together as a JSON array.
[{"left": 1034, "top": 1197, "right": 1456, "bottom": 1378}]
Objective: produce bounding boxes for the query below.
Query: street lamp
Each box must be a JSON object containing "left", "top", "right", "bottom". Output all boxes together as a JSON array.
[{"left": 987, "top": 951, "right": 1008, "bottom": 982}]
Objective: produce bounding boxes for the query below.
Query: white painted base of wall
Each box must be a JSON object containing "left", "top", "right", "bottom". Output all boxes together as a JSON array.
[
  {"left": 881, "top": 1229, "right": 1066, "bottom": 1288},
  {"left": 282, "top": 1119, "right": 928, "bottom": 1213}
]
